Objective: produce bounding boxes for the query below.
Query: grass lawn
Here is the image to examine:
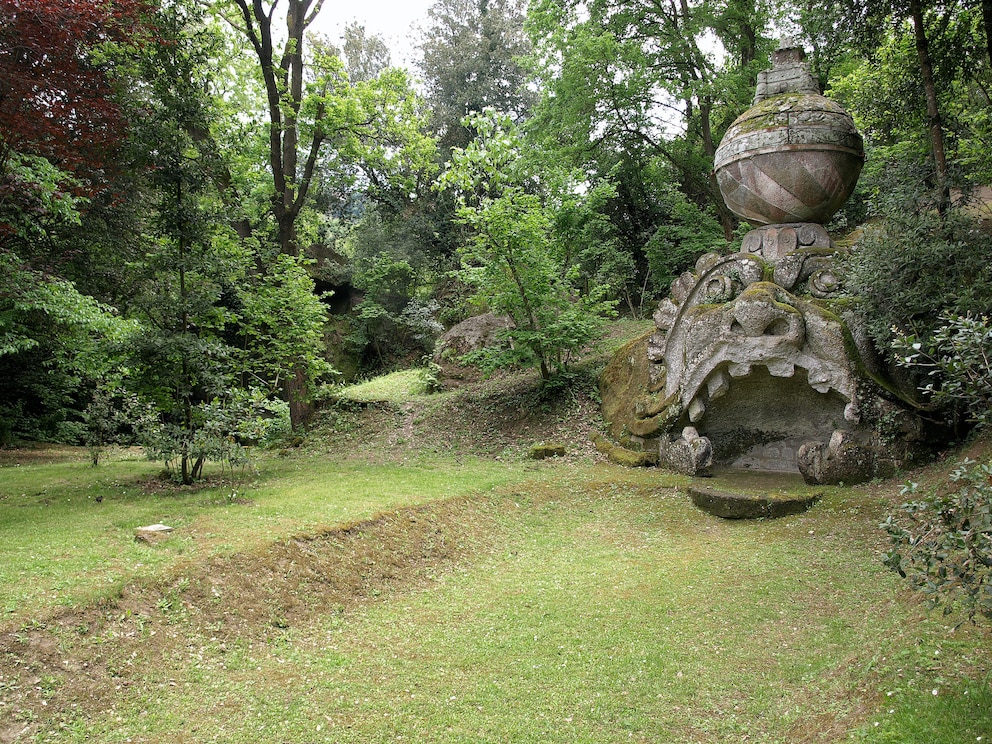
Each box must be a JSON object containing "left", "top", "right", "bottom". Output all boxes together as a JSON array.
[
  {"left": 2, "top": 450, "right": 989, "bottom": 743},
  {"left": 1, "top": 345, "right": 990, "bottom": 743}
]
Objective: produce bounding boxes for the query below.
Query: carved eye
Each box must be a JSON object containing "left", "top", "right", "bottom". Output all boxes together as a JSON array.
[
  {"left": 810, "top": 269, "right": 841, "bottom": 297},
  {"left": 765, "top": 317, "right": 792, "bottom": 336},
  {"left": 703, "top": 276, "right": 736, "bottom": 303}
]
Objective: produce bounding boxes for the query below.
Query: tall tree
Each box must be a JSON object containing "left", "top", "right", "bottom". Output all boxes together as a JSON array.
[
  {"left": 814, "top": 0, "right": 991, "bottom": 205},
  {"left": 223, "top": 0, "right": 325, "bottom": 258},
  {"left": 418, "top": 0, "right": 535, "bottom": 153},
  {"left": 523, "top": 0, "right": 767, "bottom": 307},
  {"left": 218, "top": 1, "right": 436, "bottom": 424}
]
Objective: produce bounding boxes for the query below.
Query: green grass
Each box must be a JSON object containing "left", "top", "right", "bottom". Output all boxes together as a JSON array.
[
  {"left": 333, "top": 368, "right": 436, "bottom": 404},
  {"left": 10, "top": 465, "right": 990, "bottom": 743},
  {"left": 0, "top": 449, "right": 538, "bottom": 624}
]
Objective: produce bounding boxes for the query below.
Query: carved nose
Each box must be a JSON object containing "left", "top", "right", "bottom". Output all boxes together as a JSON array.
[{"left": 729, "top": 293, "right": 805, "bottom": 344}]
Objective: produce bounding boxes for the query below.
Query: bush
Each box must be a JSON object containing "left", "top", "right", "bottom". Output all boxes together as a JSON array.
[
  {"left": 883, "top": 458, "right": 992, "bottom": 623},
  {"left": 892, "top": 312, "right": 992, "bottom": 431},
  {"left": 845, "top": 206, "right": 992, "bottom": 353}
]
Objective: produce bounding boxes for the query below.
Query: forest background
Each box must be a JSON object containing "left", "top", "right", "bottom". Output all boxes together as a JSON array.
[{"left": 2, "top": 0, "right": 992, "bottom": 483}]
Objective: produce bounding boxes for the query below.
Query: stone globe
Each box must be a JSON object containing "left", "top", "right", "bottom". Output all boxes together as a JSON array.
[{"left": 714, "top": 45, "right": 864, "bottom": 226}]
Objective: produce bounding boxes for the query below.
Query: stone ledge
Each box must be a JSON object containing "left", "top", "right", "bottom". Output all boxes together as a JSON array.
[{"left": 687, "top": 486, "right": 821, "bottom": 520}]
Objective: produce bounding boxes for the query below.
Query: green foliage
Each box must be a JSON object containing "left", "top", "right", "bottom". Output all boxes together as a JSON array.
[
  {"left": 0, "top": 250, "right": 134, "bottom": 444},
  {"left": 526, "top": 0, "right": 768, "bottom": 276},
  {"left": 237, "top": 253, "right": 335, "bottom": 396},
  {"left": 883, "top": 458, "right": 992, "bottom": 623},
  {"left": 347, "top": 254, "right": 442, "bottom": 370},
  {"left": 844, "top": 202, "right": 992, "bottom": 353},
  {"left": 0, "top": 153, "right": 84, "bottom": 246},
  {"left": 643, "top": 182, "right": 729, "bottom": 291},
  {"left": 138, "top": 389, "right": 289, "bottom": 480},
  {"left": 116, "top": 5, "right": 315, "bottom": 482},
  {"left": 827, "top": 1, "right": 992, "bottom": 189},
  {"left": 439, "top": 110, "right": 618, "bottom": 380},
  {"left": 81, "top": 383, "right": 151, "bottom": 466},
  {"left": 418, "top": 0, "right": 534, "bottom": 152},
  {"left": 892, "top": 312, "right": 992, "bottom": 430}
]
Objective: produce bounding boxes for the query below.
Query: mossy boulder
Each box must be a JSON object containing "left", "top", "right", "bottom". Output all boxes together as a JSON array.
[
  {"left": 530, "top": 443, "right": 566, "bottom": 460},
  {"left": 598, "top": 329, "right": 655, "bottom": 448}
]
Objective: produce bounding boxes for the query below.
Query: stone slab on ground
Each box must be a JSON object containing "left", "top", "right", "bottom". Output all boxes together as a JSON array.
[
  {"left": 687, "top": 486, "right": 821, "bottom": 520},
  {"left": 135, "top": 524, "right": 174, "bottom": 544}
]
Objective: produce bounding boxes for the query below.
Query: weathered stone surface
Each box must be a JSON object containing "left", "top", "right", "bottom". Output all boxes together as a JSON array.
[
  {"left": 530, "top": 443, "right": 566, "bottom": 460},
  {"left": 742, "top": 223, "right": 832, "bottom": 262},
  {"left": 714, "top": 44, "right": 864, "bottom": 227},
  {"left": 659, "top": 427, "right": 713, "bottom": 476},
  {"left": 597, "top": 244, "right": 931, "bottom": 483},
  {"left": 688, "top": 486, "right": 821, "bottom": 519},
  {"left": 796, "top": 429, "right": 899, "bottom": 485},
  {"left": 433, "top": 313, "right": 513, "bottom": 382},
  {"left": 434, "top": 313, "right": 512, "bottom": 361},
  {"left": 599, "top": 329, "right": 659, "bottom": 449},
  {"left": 596, "top": 40, "right": 936, "bottom": 487}
]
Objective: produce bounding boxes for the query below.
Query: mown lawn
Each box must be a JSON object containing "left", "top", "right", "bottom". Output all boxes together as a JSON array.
[{"left": 1, "top": 453, "right": 989, "bottom": 743}]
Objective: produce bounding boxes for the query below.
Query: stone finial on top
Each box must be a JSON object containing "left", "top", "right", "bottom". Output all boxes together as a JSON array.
[{"left": 753, "top": 38, "right": 819, "bottom": 103}]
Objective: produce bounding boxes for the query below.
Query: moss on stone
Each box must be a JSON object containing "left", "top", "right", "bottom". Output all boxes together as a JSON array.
[
  {"left": 608, "top": 447, "right": 653, "bottom": 467},
  {"left": 529, "top": 443, "right": 566, "bottom": 460}
]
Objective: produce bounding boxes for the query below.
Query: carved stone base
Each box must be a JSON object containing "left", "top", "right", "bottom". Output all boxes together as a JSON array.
[
  {"left": 688, "top": 486, "right": 821, "bottom": 519},
  {"left": 740, "top": 223, "right": 832, "bottom": 261},
  {"left": 659, "top": 426, "right": 713, "bottom": 476}
]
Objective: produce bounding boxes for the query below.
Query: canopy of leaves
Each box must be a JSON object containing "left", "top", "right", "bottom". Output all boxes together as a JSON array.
[
  {"left": 418, "top": 0, "right": 535, "bottom": 152},
  {"left": 0, "top": 0, "right": 149, "bottom": 187},
  {"left": 440, "top": 110, "right": 617, "bottom": 380}
]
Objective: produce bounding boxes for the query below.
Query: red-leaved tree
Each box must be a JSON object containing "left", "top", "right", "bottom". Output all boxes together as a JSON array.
[{"left": 0, "top": 0, "right": 149, "bottom": 190}]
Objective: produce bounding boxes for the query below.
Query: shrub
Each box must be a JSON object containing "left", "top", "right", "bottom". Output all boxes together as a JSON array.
[
  {"left": 892, "top": 312, "right": 992, "bottom": 431},
  {"left": 845, "top": 207, "right": 992, "bottom": 353},
  {"left": 883, "top": 458, "right": 992, "bottom": 623}
]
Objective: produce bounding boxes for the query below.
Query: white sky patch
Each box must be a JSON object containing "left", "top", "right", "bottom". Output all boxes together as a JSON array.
[{"left": 311, "top": 0, "right": 436, "bottom": 68}]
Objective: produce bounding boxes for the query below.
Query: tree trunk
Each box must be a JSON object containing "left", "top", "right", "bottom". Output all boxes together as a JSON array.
[
  {"left": 230, "top": 0, "right": 325, "bottom": 431},
  {"left": 909, "top": 0, "right": 950, "bottom": 214},
  {"left": 286, "top": 369, "right": 312, "bottom": 429}
]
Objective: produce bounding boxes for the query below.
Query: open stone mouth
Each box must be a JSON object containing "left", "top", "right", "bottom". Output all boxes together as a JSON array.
[{"left": 684, "top": 358, "right": 853, "bottom": 426}]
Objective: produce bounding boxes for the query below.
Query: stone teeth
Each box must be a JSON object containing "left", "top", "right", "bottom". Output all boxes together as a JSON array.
[
  {"left": 728, "top": 362, "right": 752, "bottom": 378},
  {"left": 707, "top": 370, "right": 730, "bottom": 400},
  {"left": 767, "top": 360, "right": 796, "bottom": 378},
  {"left": 688, "top": 397, "right": 706, "bottom": 423},
  {"left": 808, "top": 372, "right": 832, "bottom": 393}
]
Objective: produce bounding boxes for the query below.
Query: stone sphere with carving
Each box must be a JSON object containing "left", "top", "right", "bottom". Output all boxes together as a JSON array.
[{"left": 714, "top": 93, "right": 864, "bottom": 226}]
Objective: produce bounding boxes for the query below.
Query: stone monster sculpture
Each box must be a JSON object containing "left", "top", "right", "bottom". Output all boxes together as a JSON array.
[{"left": 602, "top": 42, "right": 930, "bottom": 485}]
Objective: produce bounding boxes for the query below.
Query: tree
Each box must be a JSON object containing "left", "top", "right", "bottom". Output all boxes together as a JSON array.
[
  {"left": 806, "top": 0, "right": 992, "bottom": 209},
  {"left": 0, "top": 0, "right": 148, "bottom": 196},
  {"left": 527, "top": 0, "right": 771, "bottom": 243},
  {"left": 221, "top": 0, "right": 326, "bottom": 258},
  {"left": 439, "top": 110, "right": 617, "bottom": 380},
  {"left": 0, "top": 249, "right": 131, "bottom": 444},
  {"left": 418, "top": 0, "right": 535, "bottom": 153},
  {"left": 115, "top": 1, "right": 330, "bottom": 481},
  {"left": 219, "top": 1, "right": 438, "bottom": 423}
]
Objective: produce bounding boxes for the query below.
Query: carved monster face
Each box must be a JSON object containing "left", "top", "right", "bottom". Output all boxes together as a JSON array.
[{"left": 647, "top": 254, "right": 861, "bottom": 467}]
